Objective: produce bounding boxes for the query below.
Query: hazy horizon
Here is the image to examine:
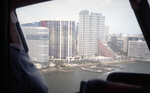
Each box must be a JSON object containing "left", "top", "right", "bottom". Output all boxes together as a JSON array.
[{"left": 16, "top": 0, "right": 142, "bottom": 35}]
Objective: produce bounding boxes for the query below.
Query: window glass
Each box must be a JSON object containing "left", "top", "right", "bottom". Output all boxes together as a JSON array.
[{"left": 16, "top": 0, "right": 150, "bottom": 93}]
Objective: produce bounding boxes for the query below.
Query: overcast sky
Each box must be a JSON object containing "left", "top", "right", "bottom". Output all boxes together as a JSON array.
[{"left": 16, "top": 0, "right": 142, "bottom": 35}]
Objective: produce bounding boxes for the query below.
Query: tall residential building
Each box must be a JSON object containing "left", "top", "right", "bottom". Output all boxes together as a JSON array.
[
  {"left": 78, "top": 10, "right": 105, "bottom": 56},
  {"left": 40, "top": 19, "right": 76, "bottom": 59},
  {"left": 22, "top": 26, "right": 49, "bottom": 66},
  {"left": 128, "top": 40, "right": 150, "bottom": 60}
]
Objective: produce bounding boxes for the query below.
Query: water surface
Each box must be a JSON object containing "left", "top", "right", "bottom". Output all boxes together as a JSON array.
[{"left": 43, "top": 61, "right": 150, "bottom": 93}]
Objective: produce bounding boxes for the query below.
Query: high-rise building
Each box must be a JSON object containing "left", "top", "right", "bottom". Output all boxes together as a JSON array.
[
  {"left": 40, "top": 19, "right": 76, "bottom": 59},
  {"left": 78, "top": 10, "right": 105, "bottom": 56},
  {"left": 22, "top": 26, "right": 49, "bottom": 66},
  {"left": 75, "top": 23, "right": 79, "bottom": 55}
]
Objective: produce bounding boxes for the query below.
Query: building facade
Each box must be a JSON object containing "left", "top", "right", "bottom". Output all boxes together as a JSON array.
[
  {"left": 104, "top": 26, "right": 109, "bottom": 43},
  {"left": 128, "top": 40, "right": 150, "bottom": 60},
  {"left": 41, "top": 19, "right": 76, "bottom": 59},
  {"left": 111, "top": 35, "right": 117, "bottom": 45},
  {"left": 22, "top": 26, "right": 49, "bottom": 66},
  {"left": 123, "top": 36, "right": 145, "bottom": 53},
  {"left": 78, "top": 10, "right": 105, "bottom": 56}
]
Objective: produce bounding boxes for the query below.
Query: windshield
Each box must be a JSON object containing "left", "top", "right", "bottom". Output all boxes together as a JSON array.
[{"left": 16, "top": 0, "right": 150, "bottom": 93}]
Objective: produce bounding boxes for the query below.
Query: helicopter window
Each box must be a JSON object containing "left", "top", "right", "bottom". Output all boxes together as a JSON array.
[{"left": 16, "top": 0, "right": 150, "bottom": 93}]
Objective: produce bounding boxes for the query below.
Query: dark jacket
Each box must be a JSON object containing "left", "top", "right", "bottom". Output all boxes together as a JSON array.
[{"left": 9, "top": 43, "right": 48, "bottom": 93}]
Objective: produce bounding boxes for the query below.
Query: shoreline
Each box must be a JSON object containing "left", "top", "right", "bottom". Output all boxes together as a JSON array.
[
  {"left": 40, "top": 60, "right": 134, "bottom": 74},
  {"left": 79, "top": 61, "right": 127, "bottom": 73},
  {"left": 101, "top": 60, "right": 133, "bottom": 64},
  {"left": 40, "top": 68, "right": 75, "bottom": 74},
  {"left": 40, "top": 67, "right": 76, "bottom": 73}
]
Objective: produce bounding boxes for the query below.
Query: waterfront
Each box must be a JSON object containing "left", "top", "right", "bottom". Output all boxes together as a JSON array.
[
  {"left": 42, "top": 61, "right": 150, "bottom": 93},
  {"left": 40, "top": 60, "right": 128, "bottom": 73}
]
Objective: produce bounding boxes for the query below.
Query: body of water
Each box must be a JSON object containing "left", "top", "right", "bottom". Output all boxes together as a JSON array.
[{"left": 43, "top": 61, "right": 150, "bottom": 93}]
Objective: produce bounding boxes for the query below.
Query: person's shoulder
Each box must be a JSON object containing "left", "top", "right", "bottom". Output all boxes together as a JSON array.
[{"left": 10, "top": 43, "right": 25, "bottom": 51}]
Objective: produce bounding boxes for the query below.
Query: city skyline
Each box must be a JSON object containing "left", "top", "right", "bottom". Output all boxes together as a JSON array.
[
  {"left": 19, "top": 5, "right": 150, "bottom": 63},
  {"left": 17, "top": 0, "right": 142, "bottom": 35},
  {"left": 21, "top": 19, "right": 150, "bottom": 63}
]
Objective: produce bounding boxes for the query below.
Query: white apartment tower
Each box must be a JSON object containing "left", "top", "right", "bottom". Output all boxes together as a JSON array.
[{"left": 78, "top": 10, "right": 105, "bottom": 56}]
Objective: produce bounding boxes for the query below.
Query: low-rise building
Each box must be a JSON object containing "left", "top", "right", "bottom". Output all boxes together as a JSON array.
[{"left": 128, "top": 40, "right": 150, "bottom": 60}]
